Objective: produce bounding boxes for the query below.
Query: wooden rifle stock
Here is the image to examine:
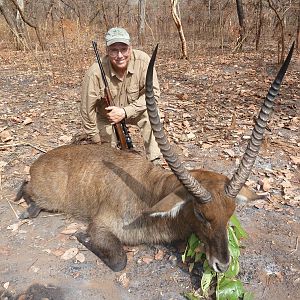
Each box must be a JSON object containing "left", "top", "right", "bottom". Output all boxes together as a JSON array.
[
  {"left": 92, "top": 41, "right": 133, "bottom": 150},
  {"left": 103, "top": 86, "right": 127, "bottom": 149}
]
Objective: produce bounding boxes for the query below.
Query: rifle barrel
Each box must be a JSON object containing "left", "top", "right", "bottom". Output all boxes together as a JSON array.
[
  {"left": 92, "top": 41, "right": 109, "bottom": 87},
  {"left": 91, "top": 40, "right": 133, "bottom": 150}
]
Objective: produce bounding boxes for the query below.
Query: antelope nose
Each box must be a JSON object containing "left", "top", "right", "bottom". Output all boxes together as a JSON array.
[{"left": 214, "top": 261, "right": 230, "bottom": 273}]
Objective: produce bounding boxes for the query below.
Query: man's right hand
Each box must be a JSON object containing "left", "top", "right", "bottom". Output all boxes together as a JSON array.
[{"left": 105, "top": 106, "right": 126, "bottom": 124}]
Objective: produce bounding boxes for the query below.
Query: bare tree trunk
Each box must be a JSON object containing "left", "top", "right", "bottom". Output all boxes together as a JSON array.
[
  {"left": 0, "top": 0, "right": 28, "bottom": 49},
  {"left": 219, "top": 2, "right": 224, "bottom": 51},
  {"left": 255, "top": 0, "right": 263, "bottom": 51},
  {"left": 44, "top": 0, "right": 55, "bottom": 34},
  {"left": 16, "top": 0, "right": 24, "bottom": 31},
  {"left": 117, "top": 5, "right": 120, "bottom": 26},
  {"left": 60, "top": 17, "right": 69, "bottom": 67},
  {"left": 101, "top": 2, "right": 110, "bottom": 32},
  {"left": 170, "top": 0, "right": 188, "bottom": 59},
  {"left": 0, "top": 0, "right": 17, "bottom": 33},
  {"left": 297, "top": 2, "right": 300, "bottom": 52},
  {"left": 235, "top": 0, "right": 245, "bottom": 51},
  {"left": 138, "top": 0, "right": 146, "bottom": 46},
  {"left": 8, "top": 0, "right": 45, "bottom": 50},
  {"left": 208, "top": 0, "right": 211, "bottom": 21},
  {"left": 267, "top": 0, "right": 291, "bottom": 63}
]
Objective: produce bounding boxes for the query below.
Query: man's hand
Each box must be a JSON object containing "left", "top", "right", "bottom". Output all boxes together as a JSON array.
[{"left": 105, "top": 106, "right": 126, "bottom": 124}]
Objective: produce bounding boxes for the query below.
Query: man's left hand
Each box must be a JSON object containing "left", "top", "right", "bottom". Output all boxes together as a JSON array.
[{"left": 105, "top": 106, "right": 126, "bottom": 124}]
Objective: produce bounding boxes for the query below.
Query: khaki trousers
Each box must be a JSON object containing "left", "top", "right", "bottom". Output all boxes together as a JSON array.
[{"left": 97, "top": 110, "right": 161, "bottom": 161}]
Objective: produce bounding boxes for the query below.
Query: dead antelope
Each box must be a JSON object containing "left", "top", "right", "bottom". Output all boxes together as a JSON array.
[{"left": 15, "top": 43, "right": 294, "bottom": 272}]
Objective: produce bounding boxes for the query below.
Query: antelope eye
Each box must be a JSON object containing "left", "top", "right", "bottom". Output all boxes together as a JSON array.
[{"left": 194, "top": 209, "right": 208, "bottom": 224}]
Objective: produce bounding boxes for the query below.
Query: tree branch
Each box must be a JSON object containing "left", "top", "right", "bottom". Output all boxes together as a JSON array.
[{"left": 8, "top": 0, "right": 45, "bottom": 50}]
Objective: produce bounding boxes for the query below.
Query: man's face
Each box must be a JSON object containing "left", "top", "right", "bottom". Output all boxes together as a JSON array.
[{"left": 107, "top": 42, "right": 131, "bottom": 72}]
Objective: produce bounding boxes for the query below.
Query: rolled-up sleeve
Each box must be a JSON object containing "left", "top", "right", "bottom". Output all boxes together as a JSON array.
[{"left": 80, "top": 63, "right": 103, "bottom": 140}]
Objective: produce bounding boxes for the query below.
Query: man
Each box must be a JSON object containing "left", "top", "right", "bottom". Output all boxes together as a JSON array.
[{"left": 80, "top": 27, "right": 162, "bottom": 164}]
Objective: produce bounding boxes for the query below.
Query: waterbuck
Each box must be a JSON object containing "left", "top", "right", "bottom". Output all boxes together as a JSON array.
[{"left": 15, "top": 43, "right": 294, "bottom": 273}]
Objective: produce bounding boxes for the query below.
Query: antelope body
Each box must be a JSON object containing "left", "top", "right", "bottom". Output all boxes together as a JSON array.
[
  {"left": 18, "top": 144, "right": 241, "bottom": 271},
  {"left": 16, "top": 43, "right": 294, "bottom": 273}
]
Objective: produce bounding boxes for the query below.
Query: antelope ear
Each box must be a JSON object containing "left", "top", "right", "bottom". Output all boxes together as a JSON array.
[
  {"left": 147, "top": 186, "right": 192, "bottom": 218},
  {"left": 236, "top": 186, "right": 268, "bottom": 204},
  {"left": 123, "top": 187, "right": 192, "bottom": 229}
]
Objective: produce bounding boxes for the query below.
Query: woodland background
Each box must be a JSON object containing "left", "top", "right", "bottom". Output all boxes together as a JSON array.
[{"left": 0, "top": 0, "right": 299, "bottom": 59}]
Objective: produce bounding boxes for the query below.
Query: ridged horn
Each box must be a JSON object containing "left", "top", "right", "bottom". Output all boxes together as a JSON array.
[
  {"left": 145, "top": 44, "right": 211, "bottom": 203},
  {"left": 225, "top": 42, "right": 295, "bottom": 198}
]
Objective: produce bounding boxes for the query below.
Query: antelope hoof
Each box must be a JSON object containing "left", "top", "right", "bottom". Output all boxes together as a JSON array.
[
  {"left": 102, "top": 252, "right": 127, "bottom": 272},
  {"left": 19, "top": 203, "right": 41, "bottom": 219},
  {"left": 74, "top": 231, "right": 91, "bottom": 245}
]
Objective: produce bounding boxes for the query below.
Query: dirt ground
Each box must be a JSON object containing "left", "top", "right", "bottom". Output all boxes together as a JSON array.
[{"left": 0, "top": 46, "right": 299, "bottom": 300}]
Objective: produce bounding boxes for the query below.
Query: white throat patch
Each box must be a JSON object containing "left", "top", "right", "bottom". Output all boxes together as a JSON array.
[{"left": 149, "top": 201, "right": 185, "bottom": 218}]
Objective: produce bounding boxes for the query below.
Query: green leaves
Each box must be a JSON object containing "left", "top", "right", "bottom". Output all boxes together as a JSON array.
[
  {"left": 183, "top": 215, "right": 252, "bottom": 300},
  {"left": 228, "top": 226, "right": 240, "bottom": 259},
  {"left": 216, "top": 278, "right": 245, "bottom": 300},
  {"left": 224, "top": 258, "right": 239, "bottom": 278},
  {"left": 230, "top": 215, "right": 248, "bottom": 240},
  {"left": 182, "top": 233, "right": 201, "bottom": 263},
  {"left": 201, "top": 263, "right": 215, "bottom": 298}
]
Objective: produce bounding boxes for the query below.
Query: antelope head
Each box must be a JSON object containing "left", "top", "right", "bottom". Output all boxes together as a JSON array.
[{"left": 145, "top": 43, "right": 294, "bottom": 272}]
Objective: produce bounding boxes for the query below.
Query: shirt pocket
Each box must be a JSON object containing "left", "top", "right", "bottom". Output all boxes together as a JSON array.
[
  {"left": 126, "top": 85, "right": 140, "bottom": 103},
  {"left": 109, "top": 85, "right": 118, "bottom": 100}
]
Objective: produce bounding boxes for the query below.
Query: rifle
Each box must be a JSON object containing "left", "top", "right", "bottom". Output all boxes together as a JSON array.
[{"left": 92, "top": 41, "right": 133, "bottom": 150}]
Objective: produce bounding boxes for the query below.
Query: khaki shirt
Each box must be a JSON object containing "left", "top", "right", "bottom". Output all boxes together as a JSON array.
[{"left": 80, "top": 49, "right": 160, "bottom": 140}]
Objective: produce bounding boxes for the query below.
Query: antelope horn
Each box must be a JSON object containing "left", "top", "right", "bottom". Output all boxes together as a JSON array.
[
  {"left": 145, "top": 45, "right": 211, "bottom": 203},
  {"left": 225, "top": 42, "right": 295, "bottom": 198}
]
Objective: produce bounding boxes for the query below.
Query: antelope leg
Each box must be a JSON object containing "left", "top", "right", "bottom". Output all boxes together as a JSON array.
[{"left": 75, "top": 224, "right": 127, "bottom": 272}]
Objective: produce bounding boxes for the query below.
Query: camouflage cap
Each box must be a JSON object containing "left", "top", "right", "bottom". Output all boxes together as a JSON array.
[{"left": 105, "top": 27, "right": 130, "bottom": 46}]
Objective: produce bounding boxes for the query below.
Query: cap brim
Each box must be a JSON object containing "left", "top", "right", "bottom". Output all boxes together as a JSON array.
[{"left": 106, "top": 38, "right": 130, "bottom": 46}]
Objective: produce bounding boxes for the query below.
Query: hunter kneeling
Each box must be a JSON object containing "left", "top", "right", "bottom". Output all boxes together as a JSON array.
[{"left": 80, "top": 27, "right": 162, "bottom": 164}]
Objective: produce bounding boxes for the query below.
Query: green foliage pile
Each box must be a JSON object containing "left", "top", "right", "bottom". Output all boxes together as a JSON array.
[{"left": 182, "top": 215, "right": 253, "bottom": 300}]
